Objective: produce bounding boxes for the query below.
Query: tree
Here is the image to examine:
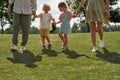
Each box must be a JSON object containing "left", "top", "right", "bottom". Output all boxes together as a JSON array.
[
  {"left": 109, "top": 8, "right": 120, "bottom": 29},
  {"left": 71, "top": 22, "right": 80, "bottom": 33},
  {"left": 29, "top": 26, "right": 39, "bottom": 34},
  {"left": 4, "top": 25, "right": 13, "bottom": 34},
  {"left": 0, "top": 0, "right": 36, "bottom": 34},
  {"left": 66, "top": 0, "right": 118, "bottom": 13},
  {"left": 0, "top": 0, "right": 13, "bottom": 34}
]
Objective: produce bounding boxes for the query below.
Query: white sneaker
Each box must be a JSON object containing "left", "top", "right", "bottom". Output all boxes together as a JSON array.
[
  {"left": 92, "top": 46, "right": 97, "bottom": 52},
  {"left": 61, "top": 45, "right": 64, "bottom": 49},
  {"left": 100, "top": 40, "right": 104, "bottom": 48},
  {"left": 20, "top": 46, "right": 26, "bottom": 51},
  {"left": 10, "top": 45, "right": 17, "bottom": 50}
]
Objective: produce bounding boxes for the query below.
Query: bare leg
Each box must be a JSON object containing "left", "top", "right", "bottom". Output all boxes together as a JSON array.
[
  {"left": 90, "top": 22, "right": 96, "bottom": 47},
  {"left": 46, "top": 36, "right": 50, "bottom": 44},
  {"left": 46, "top": 36, "right": 52, "bottom": 49},
  {"left": 42, "top": 36, "right": 46, "bottom": 45},
  {"left": 58, "top": 32, "right": 65, "bottom": 45},
  {"left": 97, "top": 21, "right": 103, "bottom": 40},
  {"left": 64, "top": 34, "right": 68, "bottom": 49},
  {"left": 97, "top": 22, "right": 104, "bottom": 48}
]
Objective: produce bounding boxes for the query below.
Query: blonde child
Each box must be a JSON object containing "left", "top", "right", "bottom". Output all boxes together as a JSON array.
[
  {"left": 35, "top": 4, "right": 55, "bottom": 49},
  {"left": 56, "top": 2, "right": 73, "bottom": 50},
  {"left": 75, "top": 0, "right": 110, "bottom": 52}
]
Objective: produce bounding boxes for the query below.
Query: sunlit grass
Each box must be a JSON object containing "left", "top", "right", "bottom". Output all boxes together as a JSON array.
[{"left": 0, "top": 32, "right": 120, "bottom": 80}]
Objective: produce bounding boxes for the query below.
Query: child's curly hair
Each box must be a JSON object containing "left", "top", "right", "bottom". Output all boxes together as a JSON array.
[
  {"left": 42, "top": 3, "right": 51, "bottom": 11},
  {"left": 58, "top": 2, "right": 67, "bottom": 8}
]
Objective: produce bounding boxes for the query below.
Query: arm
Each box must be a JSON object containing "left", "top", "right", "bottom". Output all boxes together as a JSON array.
[
  {"left": 104, "top": 0, "right": 110, "bottom": 18},
  {"left": 56, "top": 20, "right": 62, "bottom": 24},
  {"left": 31, "top": 0, "right": 37, "bottom": 16},
  {"left": 76, "top": 0, "right": 87, "bottom": 15},
  {"left": 55, "top": 14, "right": 62, "bottom": 24},
  {"left": 67, "top": 11, "right": 73, "bottom": 20},
  {"left": 50, "top": 14, "right": 55, "bottom": 22},
  {"left": 7, "top": 0, "right": 14, "bottom": 14},
  {"left": 34, "top": 13, "right": 41, "bottom": 18},
  {"left": 104, "top": 0, "right": 110, "bottom": 11}
]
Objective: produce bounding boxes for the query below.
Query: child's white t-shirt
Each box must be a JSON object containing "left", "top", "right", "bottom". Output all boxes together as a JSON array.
[{"left": 38, "top": 13, "right": 53, "bottom": 30}]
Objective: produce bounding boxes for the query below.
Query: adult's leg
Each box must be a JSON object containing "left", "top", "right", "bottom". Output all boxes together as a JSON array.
[
  {"left": 90, "top": 22, "right": 96, "bottom": 47},
  {"left": 97, "top": 21, "right": 104, "bottom": 48},
  {"left": 97, "top": 21, "right": 103, "bottom": 40},
  {"left": 12, "top": 13, "right": 21, "bottom": 46},
  {"left": 21, "top": 14, "right": 31, "bottom": 46}
]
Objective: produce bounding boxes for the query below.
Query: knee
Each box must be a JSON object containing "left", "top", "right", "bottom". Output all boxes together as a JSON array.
[{"left": 58, "top": 32, "right": 62, "bottom": 37}]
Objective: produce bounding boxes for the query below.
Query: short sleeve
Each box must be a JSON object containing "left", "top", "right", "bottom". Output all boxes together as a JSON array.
[
  {"left": 67, "top": 11, "right": 73, "bottom": 20},
  {"left": 49, "top": 13, "right": 54, "bottom": 20}
]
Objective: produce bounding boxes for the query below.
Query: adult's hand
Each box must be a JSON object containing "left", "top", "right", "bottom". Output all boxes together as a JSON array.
[{"left": 7, "top": 4, "right": 12, "bottom": 14}]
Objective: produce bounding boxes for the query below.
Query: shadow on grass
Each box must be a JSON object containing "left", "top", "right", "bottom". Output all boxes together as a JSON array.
[
  {"left": 96, "top": 48, "right": 120, "bottom": 64},
  {"left": 63, "top": 50, "right": 90, "bottom": 59},
  {"left": 7, "top": 50, "right": 42, "bottom": 68},
  {"left": 42, "top": 49, "right": 58, "bottom": 57}
]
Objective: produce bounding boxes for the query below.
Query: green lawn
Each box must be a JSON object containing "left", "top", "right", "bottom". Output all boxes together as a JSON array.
[{"left": 0, "top": 32, "right": 120, "bottom": 80}]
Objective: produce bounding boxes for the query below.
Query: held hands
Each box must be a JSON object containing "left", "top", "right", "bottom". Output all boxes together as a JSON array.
[
  {"left": 31, "top": 10, "right": 36, "bottom": 16},
  {"left": 52, "top": 19, "right": 56, "bottom": 26},
  {"left": 72, "top": 11, "right": 79, "bottom": 18},
  {"left": 72, "top": 12, "right": 78, "bottom": 18}
]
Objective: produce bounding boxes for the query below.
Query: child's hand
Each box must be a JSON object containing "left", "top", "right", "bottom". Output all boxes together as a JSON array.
[
  {"left": 72, "top": 12, "right": 78, "bottom": 18},
  {"left": 52, "top": 19, "right": 55, "bottom": 22},
  {"left": 31, "top": 11, "right": 36, "bottom": 16},
  {"left": 52, "top": 22, "right": 56, "bottom": 26},
  {"left": 52, "top": 19, "right": 56, "bottom": 25},
  {"left": 72, "top": 14, "right": 77, "bottom": 18}
]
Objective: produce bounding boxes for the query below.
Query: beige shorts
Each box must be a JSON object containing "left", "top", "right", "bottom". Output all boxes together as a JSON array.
[{"left": 40, "top": 28, "right": 49, "bottom": 37}]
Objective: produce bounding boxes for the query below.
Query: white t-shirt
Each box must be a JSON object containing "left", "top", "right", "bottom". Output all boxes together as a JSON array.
[{"left": 38, "top": 13, "right": 53, "bottom": 30}]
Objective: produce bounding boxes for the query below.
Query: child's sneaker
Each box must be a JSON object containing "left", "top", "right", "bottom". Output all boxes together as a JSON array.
[
  {"left": 64, "top": 46, "right": 68, "bottom": 51},
  {"left": 92, "top": 46, "right": 97, "bottom": 52},
  {"left": 48, "top": 44, "right": 52, "bottom": 49},
  {"left": 100, "top": 40, "right": 104, "bottom": 48},
  {"left": 42, "top": 45, "right": 46, "bottom": 49},
  {"left": 10, "top": 45, "right": 17, "bottom": 51},
  {"left": 20, "top": 46, "right": 26, "bottom": 51}
]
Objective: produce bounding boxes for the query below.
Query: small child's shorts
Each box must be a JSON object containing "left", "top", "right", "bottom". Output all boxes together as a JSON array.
[{"left": 40, "top": 28, "right": 49, "bottom": 37}]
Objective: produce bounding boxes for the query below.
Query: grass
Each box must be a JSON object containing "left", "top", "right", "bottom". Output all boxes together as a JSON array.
[{"left": 0, "top": 32, "right": 120, "bottom": 80}]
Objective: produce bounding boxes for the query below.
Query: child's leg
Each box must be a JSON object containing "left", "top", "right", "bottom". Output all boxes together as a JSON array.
[
  {"left": 46, "top": 36, "right": 52, "bottom": 49},
  {"left": 64, "top": 34, "right": 68, "bottom": 49},
  {"left": 58, "top": 32, "right": 65, "bottom": 45},
  {"left": 90, "top": 22, "right": 96, "bottom": 47},
  {"left": 97, "top": 21, "right": 103, "bottom": 40},
  {"left": 46, "top": 36, "right": 51, "bottom": 44},
  {"left": 42, "top": 36, "right": 46, "bottom": 46}
]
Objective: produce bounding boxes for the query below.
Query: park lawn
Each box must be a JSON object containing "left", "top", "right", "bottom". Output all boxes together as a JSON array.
[{"left": 0, "top": 32, "right": 120, "bottom": 80}]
